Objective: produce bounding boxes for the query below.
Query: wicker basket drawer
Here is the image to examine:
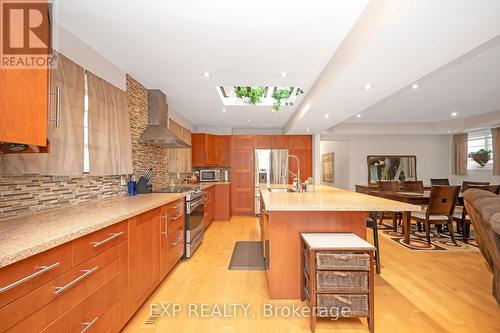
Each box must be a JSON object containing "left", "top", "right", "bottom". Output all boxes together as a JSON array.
[
  {"left": 316, "top": 294, "right": 369, "bottom": 317},
  {"left": 316, "top": 252, "right": 370, "bottom": 271},
  {"left": 316, "top": 271, "right": 369, "bottom": 293}
]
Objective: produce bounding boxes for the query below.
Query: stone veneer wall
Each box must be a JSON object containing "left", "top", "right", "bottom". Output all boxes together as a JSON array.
[
  {"left": 126, "top": 74, "right": 170, "bottom": 189},
  {"left": 0, "top": 175, "right": 124, "bottom": 220}
]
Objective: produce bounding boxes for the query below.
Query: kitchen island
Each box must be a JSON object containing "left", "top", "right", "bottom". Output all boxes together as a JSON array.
[{"left": 259, "top": 184, "right": 420, "bottom": 299}]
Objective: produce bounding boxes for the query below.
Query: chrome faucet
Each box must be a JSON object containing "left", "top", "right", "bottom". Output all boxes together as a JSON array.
[{"left": 287, "top": 154, "right": 301, "bottom": 191}]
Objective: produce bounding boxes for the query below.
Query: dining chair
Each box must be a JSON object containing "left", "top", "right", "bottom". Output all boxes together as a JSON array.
[
  {"left": 430, "top": 178, "right": 450, "bottom": 185},
  {"left": 461, "top": 181, "right": 490, "bottom": 192},
  {"left": 366, "top": 212, "right": 381, "bottom": 274},
  {"left": 411, "top": 185, "right": 461, "bottom": 245},
  {"left": 453, "top": 184, "right": 500, "bottom": 243},
  {"left": 377, "top": 181, "right": 401, "bottom": 229},
  {"left": 401, "top": 180, "right": 424, "bottom": 192}
]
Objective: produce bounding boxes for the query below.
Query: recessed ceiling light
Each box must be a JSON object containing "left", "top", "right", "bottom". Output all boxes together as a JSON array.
[
  {"left": 280, "top": 72, "right": 288, "bottom": 78},
  {"left": 306, "top": 128, "right": 310, "bottom": 132},
  {"left": 451, "top": 112, "right": 458, "bottom": 117},
  {"left": 324, "top": 114, "right": 330, "bottom": 119},
  {"left": 222, "top": 108, "right": 226, "bottom": 113},
  {"left": 447, "top": 130, "right": 452, "bottom": 134},
  {"left": 411, "top": 83, "right": 419, "bottom": 89},
  {"left": 247, "top": 119, "right": 251, "bottom": 123},
  {"left": 322, "top": 131, "right": 326, "bottom": 134},
  {"left": 271, "top": 109, "right": 276, "bottom": 113},
  {"left": 362, "top": 83, "right": 374, "bottom": 90},
  {"left": 202, "top": 71, "right": 211, "bottom": 77},
  {"left": 356, "top": 114, "right": 362, "bottom": 118}
]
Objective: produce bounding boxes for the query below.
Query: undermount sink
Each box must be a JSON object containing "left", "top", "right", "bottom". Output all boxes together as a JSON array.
[{"left": 267, "top": 188, "right": 296, "bottom": 193}]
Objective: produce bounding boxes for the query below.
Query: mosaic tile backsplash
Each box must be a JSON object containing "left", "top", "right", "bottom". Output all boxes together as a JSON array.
[{"left": 0, "top": 175, "right": 126, "bottom": 220}]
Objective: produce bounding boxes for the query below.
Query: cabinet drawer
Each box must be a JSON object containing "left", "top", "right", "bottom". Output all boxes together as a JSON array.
[
  {"left": 316, "top": 252, "right": 370, "bottom": 271},
  {"left": 168, "top": 213, "right": 185, "bottom": 233},
  {"left": 164, "top": 198, "right": 185, "bottom": 216},
  {"left": 167, "top": 225, "right": 185, "bottom": 270},
  {"left": 41, "top": 274, "right": 120, "bottom": 333},
  {"left": 72, "top": 220, "right": 128, "bottom": 267},
  {"left": 0, "top": 242, "right": 72, "bottom": 309},
  {"left": 316, "top": 271, "right": 369, "bottom": 293},
  {"left": 316, "top": 294, "right": 369, "bottom": 317},
  {"left": 0, "top": 245, "right": 120, "bottom": 332}
]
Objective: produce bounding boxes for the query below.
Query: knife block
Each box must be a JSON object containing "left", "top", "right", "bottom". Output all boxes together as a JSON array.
[{"left": 137, "top": 177, "right": 152, "bottom": 194}]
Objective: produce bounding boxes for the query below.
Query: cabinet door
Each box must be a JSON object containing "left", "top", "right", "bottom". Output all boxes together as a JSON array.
[
  {"left": 214, "top": 184, "right": 231, "bottom": 221},
  {"left": 216, "top": 135, "right": 231, "bottom": 166},
  {"left": 0, "top": 68, "right": 48, "bottom": 146},
  {"left": 128, "top": 209, "right": 161, "bottom": 310},
  {"left": 289, "top": 147, "right": 312, "bottom": 183},
  {"left": 205, "top": 134, "right": 218, "bottom": 165},
  {"left": 288, "top": 135, "right": 312, "bottom": 149},
  {"left": 272, "top": 136, "right": 289, "bottom": 149},
  {"left": 231, "top": 148, "right": 254, "bottom": 215},
  {"left": 191, "top": 133, "right": 206, "bottom": 167},
  {"left": 254, "top": 135, "right": 273, "bottom": 148}
]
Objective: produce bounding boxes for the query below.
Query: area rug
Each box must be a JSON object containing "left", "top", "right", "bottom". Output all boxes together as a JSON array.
[
  {"left": 378, "top": 220, "right": 480, "bottom": 252},
  {"left": 228, "top": 241, "right": 266, "bottom": 270}
]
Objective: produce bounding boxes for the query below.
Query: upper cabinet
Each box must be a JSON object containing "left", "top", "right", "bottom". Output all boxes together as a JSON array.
[
  {"left": 0, "top": 65, "right": 49, "bottom": 148},
  {"left": 167, "top": 119, "right": 192, "bottom": 173},
  {"left": 192, "top": 133, "right": 231, "bottom": 167}
]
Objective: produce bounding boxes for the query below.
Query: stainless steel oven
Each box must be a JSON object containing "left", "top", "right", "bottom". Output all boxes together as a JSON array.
[
  {"left": 185, "top": 192, "right": 205, "bottom": 258},
  {"left": 199, "top": 169, "right": 220, "bottom": 182}
]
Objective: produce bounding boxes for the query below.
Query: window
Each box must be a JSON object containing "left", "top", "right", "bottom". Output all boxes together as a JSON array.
[
  {"left": 83, "top": 72, "right": 90, "bottom": 173},
  {"left": 467, "top": 129, "right": 493, "bottom": 170}
]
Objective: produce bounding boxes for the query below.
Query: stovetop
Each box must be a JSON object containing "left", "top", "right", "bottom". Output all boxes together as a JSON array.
[{"left": 154, "top": 186, "right": 203, "bottom": 201}]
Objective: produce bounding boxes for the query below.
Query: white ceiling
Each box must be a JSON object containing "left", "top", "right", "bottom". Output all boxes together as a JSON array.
[
  {"left": 58, "top": 0, "right": 500, "bottom": 133},
  {"left": 286, "top": 0, "right": 500, "bottom": 133},
  {"left": 343, "top": 36, "right": 500, "bottom": 123},
  {"left": 58, "top": 0, "right": 369, "bottom": 129}
]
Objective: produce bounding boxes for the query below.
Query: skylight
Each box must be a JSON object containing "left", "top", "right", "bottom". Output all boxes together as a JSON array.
[{"left": 216, "top": 86, "right": 304, "bottom": 111}]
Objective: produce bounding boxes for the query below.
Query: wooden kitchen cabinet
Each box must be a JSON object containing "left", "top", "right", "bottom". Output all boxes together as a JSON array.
[
  {"left": 231, "top": 136, "right": 255, "bottom": 215},
  {"left": 214, "top": 184, "right": 231, "bottom": 221},
  {"left": 272, "top": 135, "right": 289, "bottom": 149},
  {"left": 204, "top": 186, "right": 215, "bottom": 228},
  {"left": 289, "top": 135, "right": 313, "bottom": 183},
  {"left": 167, "top": 119, "right": 192, "bottom": 173},
  {"left": 254, "top": 135, "right": 273, "bottom": 148},
  {"left": 159, "top": 198, "right": 185, "bottom": 279},
  {"left": 216, "top": 135, "right": 231, "bottom": 166},
  {"left": 192, "top": 133, "right": 230, "bottom": 167},
  {"left": 0, "top": 68, "right": 48, "bottom": 147},
  {"left": 128, "top": 208, "right": 161, "bottom": 312}
]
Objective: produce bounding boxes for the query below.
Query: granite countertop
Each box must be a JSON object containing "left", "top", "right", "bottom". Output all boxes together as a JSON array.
[
  {"left": 0, "top": 193, "right": 185, "bottom": 268},
  {"left": 259, "top": 184, "right": 421, "bottom": 212}
]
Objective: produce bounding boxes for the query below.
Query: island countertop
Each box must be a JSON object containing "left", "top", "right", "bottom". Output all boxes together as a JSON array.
[
  {"left": 0, "top": 193, "right": 185, "bottom": 268},
  {"left": 259, "top": 184, "right": 421, "bottom": 212}
]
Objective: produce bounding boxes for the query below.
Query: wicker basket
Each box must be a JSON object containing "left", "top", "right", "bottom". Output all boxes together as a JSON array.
[
  {"left": 316, "top": 252, "right": 370, "bottom": 271},
  {"left": 316, "top": 271, "right": 369, "bottom": 293},
  {"left": 316, "top": 294, "right": 369, "bottom": 317}
]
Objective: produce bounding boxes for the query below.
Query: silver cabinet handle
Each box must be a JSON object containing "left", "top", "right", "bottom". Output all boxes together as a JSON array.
[
  {"left": 170, "top": 236, "right": 183, "bottom": 246},
  {"left": 91, "top": 231, "right": 124, "bottom": 248},
  {"left": 54, "top": 266, "right": 98, "bottom": 295},
  {"left": 80, "top": 317, "right": 98, "bottom": 333},
  {"left": 0, "top": 262, "right": 60, "bottom": 293},
  {"left": 171, "top": 213, "right": 183, "bottom": 221},
  {"left": 49, "top": 86, "right": 61, "bottom": 127},
  {"left": 161, "top": 214, "right": 168, "bottom": 237}
]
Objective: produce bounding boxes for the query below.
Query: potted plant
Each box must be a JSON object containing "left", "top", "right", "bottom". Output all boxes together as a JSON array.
[
  {"left": 272, "top": 87, "right": 304, "bottom": 111},
  {"left": 468, "top": 149, "right": 492, "bottom": 167}
]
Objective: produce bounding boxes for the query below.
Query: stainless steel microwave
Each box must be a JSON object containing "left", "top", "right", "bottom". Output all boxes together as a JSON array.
[{"left": 199, "top": 169, "right": 220, "bottom": 182}]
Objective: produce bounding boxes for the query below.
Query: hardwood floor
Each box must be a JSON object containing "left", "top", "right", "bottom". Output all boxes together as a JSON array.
[{"left": 123, "top": 216, "right": 499, "bottom": 333}]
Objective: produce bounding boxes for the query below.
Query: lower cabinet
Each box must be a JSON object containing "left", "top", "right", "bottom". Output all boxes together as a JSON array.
[
  {"left": 0, "top": 199, "right": 186, "bottom": 333},
  {"left": 214, "top": 184, "right": 231, "bottom": 221}
]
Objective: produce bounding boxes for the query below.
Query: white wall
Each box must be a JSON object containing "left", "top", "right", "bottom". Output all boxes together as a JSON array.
[{"left": 320, "top": 135, "right": 452, "bottom": 190}]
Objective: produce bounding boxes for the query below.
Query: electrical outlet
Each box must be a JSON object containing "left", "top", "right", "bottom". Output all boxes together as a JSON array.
[{"left": 120, "top": 175, "right": 127, "bottom": 186}]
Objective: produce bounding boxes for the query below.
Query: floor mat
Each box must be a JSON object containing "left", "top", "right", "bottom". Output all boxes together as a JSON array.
[{"left": 228, "top": 241, "right": 266, "bottom": 270}]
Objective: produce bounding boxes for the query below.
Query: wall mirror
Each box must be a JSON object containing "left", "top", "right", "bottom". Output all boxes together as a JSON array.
[{"left": 367, "top": 155, "right": 417, "bottom": 184}]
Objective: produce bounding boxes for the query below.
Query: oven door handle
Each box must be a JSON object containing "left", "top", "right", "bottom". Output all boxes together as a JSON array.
[{"left": 189, "top": 197, "right": 204, "bottom": 212}]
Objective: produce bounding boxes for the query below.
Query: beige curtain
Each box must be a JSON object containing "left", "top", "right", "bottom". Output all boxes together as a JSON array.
[
  {"left": 452, "top": 133, "right": 468, "bottom": 175},
  {"left": 492, "top": 127, "right": 500, "bottom": 175},
  {"left": 87, "top": 72, "right": 133, "bottom": 175},
  {"left": 1, "top": 54, "right": 84, "bottom": 175}
]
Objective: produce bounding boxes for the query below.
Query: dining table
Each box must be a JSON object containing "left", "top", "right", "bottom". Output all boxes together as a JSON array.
[{"left": 364, "top": 190, "right": 464, "bottom": 244}]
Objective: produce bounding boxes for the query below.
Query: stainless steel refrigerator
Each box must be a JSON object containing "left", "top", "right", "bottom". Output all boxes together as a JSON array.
[{"left": 254, "top": 149, "right": 289, "bottom": 215}]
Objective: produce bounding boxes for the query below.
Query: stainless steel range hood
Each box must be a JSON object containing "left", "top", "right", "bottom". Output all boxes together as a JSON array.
[{"left": 139, "top": 90, "right": 191, "bottom": 148}]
